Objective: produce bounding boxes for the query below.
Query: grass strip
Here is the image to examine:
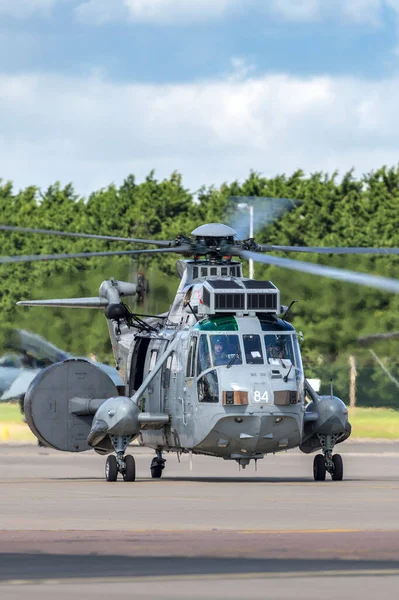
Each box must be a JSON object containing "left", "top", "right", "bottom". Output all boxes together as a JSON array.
[{"left": 1, "top": 403, "right": 398, "bottom": 442}]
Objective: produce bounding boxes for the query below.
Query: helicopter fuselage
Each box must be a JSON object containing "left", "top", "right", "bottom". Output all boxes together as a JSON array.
[
  {"left": 136, "top": 319, "right": 303, "bottom": 463},
  {"left": 111, "top": 262, "right": 306, "bottom": 465}
]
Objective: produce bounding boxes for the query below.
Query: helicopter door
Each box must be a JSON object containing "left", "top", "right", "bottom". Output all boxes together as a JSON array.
[
  {"left": 129, "top": 337, "right": 150, "bottom": 397},
  {"left": 162, "top": 352, "right": 176, "bottom": 413},
  {"left": 144, "top": 340, "right": 168, "bottom": 413},
  {"left": 182, "top": 335, "right": 198, "bottom": 426}
]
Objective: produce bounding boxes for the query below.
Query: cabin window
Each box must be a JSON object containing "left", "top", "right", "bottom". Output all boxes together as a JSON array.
[
  {"left": 163, "top": 353, "right": 174, "bottom": 389},
  {"left": 264, "top": 334, "right": 295, "bottom": 364},
  {"left": 210, "top": 334, "right": 242, "bottom": 367},
  {"left": 183, "top": 287, "right": 193, "bottom": 307},
  {"left": 149, "top": 350, "right": 158, "bottom": 373},
  {"left": 197, "top": 334, "right": 211, "bottom": 374},
  {"left": 197, "top": 370, "right": 219, "bottom": 403},
  {"left": 186, "top": 336, "right": 198, "bottom": 378},
  {"left": 243, "top": 334, "right": 263, "bottom": 365}
]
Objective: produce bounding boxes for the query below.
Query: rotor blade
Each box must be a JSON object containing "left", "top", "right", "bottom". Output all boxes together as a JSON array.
[
  {"left": 17, "top": 297, "right": 109, "bottom": 309},
  {"left": 358, "top": 331, "right": 399, "bottom": 344},
  {"left": 0, "top": 246, "right": 188, "bottom": 265},
  {"left": 0, "top": 225, "right": 172, "bottom": 247},
  {"left": 259, "top": 244, "right": 399, "bottom": 255},
  {"left": 238, "top": 249, "right": 399, "bottom": 294}
]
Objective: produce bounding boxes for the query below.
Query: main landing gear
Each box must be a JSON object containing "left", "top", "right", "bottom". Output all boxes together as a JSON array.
[
  {"left": 151, "top": 450, "right": 166, "bottom": 479},
  {"left": 313, "top": 434, "right": 344, "bottom": 481},
  {"left": 105, "top": 435, "right": 136, "bottom": 482}
]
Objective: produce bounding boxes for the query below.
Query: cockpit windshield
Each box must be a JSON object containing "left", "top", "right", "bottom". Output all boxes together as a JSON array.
[
  {"left": 264, "top": 334, "right": 295, "bottom": 363},
  {"left": 210, "top": 334, "right": 242, "bottom": 367},
  {"left": 243, "top": 335, "right": 263, "bottom": 365}
]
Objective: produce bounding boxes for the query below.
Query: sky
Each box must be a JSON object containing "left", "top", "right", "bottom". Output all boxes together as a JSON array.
[{"left": 2, "top": 0, "right": 399, "bottom": 196}]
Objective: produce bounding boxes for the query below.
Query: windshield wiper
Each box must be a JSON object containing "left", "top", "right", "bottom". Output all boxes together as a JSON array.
[
  {"left": 226, "top": 353, "right": 240, "bottom": 369},
  {"left": 283, "top": 363, "right": 293, "bottom": 382}
]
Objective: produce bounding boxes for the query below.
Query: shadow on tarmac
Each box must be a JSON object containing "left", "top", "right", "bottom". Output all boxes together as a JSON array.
[
  {"left": 8, "top": 475, "right": 378, "bottom": 484},
  {"left": 1, "top": 554, "right": 399, "bottom": 581}
]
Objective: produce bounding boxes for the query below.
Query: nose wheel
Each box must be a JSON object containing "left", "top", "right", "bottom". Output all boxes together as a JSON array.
[
  {"left": 105, "top": 453, "right": 136, "bottom": 482},
  {"left": 313, "top": 434, "right": 344, "bottom": 481},
  {"left": 105, "top": 435, "right": 136, "bottom": 482},
  {"left": 105, "top": 455, "right": 118, "bottom": 481},
  {"left": 331, "top": 453, "right": 343, "bottom": 481}
]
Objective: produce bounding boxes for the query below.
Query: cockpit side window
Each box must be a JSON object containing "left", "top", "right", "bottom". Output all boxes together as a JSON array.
[
  {"left": 265, "top": 334, "right": 295, "bottom": 363},
  {"left": 197, "top": 334, "right": 211, "bottom": 374},
  {"left": 292, "top": 334, "right": 303, "bottom": 371},
  {"left": 243, "top": 335, "right": 263, "bottom": 365},
  {"left": 210, "top": 334, "right": 242, "bottom": 367},
  {"left": 197, "top": 370, "right": 219, "bottom": 403}
]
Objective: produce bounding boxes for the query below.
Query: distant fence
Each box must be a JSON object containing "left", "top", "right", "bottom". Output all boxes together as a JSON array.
[{"left": 309, "top": 358, "right": 399, "bottom": 409}]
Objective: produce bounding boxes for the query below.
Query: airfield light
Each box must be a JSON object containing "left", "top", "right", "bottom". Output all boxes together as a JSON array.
[{"left": 237, "top": 202, "right": 254, "bottom": 279}]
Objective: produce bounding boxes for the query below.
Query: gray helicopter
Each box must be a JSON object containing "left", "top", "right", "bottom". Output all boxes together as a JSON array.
[{"left": 2, "top": 221, "right": 399, "bottom": 482}]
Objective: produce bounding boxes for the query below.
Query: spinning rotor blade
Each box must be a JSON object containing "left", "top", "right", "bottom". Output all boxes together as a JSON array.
[
  {"left": 358, "top": 331, "right": 399, "bottom": 344},
  {"left": 238, "top": 249, "right": 399, "bottom": 294},
  {"left": 259, "top": 244, "right": 399, "bottom": 255},
  {"left": 0, "top": 225, "right": 172, "bottom": 247},
  {"left": 0, "top": 246, "right": 188, "bottom": 265}
]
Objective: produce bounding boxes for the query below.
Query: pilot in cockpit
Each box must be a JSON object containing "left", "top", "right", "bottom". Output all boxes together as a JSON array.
[
  {"left": 267, "top": 337, "right": 287, "bottom": 360},
  {"left": 212, "top": 336, "right": 228, "bottom": 366}
]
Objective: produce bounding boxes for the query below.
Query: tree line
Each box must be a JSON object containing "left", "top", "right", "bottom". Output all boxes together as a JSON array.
[{"left": 2, "top": 167, "right": 399, "bottom": 407}]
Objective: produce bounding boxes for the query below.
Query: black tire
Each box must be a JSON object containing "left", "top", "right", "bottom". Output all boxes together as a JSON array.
[
  {"left": 331, "top": 454, "right": 343, "bottom": 481},
  {"left": 123, "top": 455, "right": 136, "bottom": 482},
  {"left": 151, "top": 464, "right": 163, "bottom": 479},
  {"left": 313, "top": 454, "right": 326, "bottom": 481},
  {"left": 105, "top": 455, "right": 118, "bottom": 482}
]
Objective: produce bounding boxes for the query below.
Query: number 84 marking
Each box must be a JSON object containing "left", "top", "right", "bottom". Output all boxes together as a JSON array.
[{"left": 254, "top": 390, "right": 269, "bottom": 403}]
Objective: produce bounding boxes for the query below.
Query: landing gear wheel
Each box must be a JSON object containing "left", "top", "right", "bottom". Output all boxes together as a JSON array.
[
  {"left": 105, "top": 455, "right": 118, "bottom": 482},
  {"left": 151, "top": 455, "right": 165, "bottom": 479},
  {"left": 123, "top": 455, "right": 136, "bottom": 482},
  {"left": 151, "top": 465, "right": 163, "bottom": 479},
  {"left": 331, "top": 454, "right": 343, "bottom": 481},
  {"left": 313, "top": 454, "right": 326, "bottom": 481}
]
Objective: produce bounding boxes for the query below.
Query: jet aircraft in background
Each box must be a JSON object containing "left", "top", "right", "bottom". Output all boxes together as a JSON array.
[{"left": 0, "top": 328, "right": 123, "bottom": 409}]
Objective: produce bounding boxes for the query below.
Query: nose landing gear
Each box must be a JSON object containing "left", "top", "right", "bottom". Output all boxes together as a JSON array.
[
  {"left": 313, "top": 434, "right": 344, "bottom": 481},
  {"left": 105, "top": 435, "right": 136, "bottom": 482}
]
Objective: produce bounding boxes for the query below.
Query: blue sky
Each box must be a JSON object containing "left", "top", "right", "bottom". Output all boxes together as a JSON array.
[{"left": 2, "top": 0, "right": 399, "bottom": 195}]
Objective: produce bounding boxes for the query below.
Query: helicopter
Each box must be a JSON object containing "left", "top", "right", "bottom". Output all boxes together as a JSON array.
[{"left": 2, "top": 221, "right": 399, "bottom": 483}]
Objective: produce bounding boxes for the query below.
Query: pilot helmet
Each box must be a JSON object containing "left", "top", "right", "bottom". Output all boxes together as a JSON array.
[
  {"left": 268, "top": 337, "right": 285, "bottom": 355},
  {"left": 213, "top": 336, "right": 226, "bottom": 349}
]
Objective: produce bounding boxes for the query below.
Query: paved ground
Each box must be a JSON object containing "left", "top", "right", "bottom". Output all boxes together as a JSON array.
[{"left": 0, "top": 441, "right": 399, "bottom": 599}]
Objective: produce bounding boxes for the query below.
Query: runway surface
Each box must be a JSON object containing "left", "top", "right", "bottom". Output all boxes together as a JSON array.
[{"left": 0, "top": 441, "right": 398, "bottom": 599}]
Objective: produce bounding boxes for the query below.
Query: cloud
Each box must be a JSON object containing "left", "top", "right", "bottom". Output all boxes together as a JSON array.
[
  {"left": 74, "top": 0, "right": 128, "bottom": 24},
  {"left": 269, "top": 0, "right": 387, "bottom": 25},
  {"left": 76, "top": 0, "right": 238, "bottom": 25},
  {"left": 0, "top": 0, "right": 57, "bottom": 18},
  {"left": 74, "top": 0, "right": 399, "bottom": 26},
  {"left": 269, "top": 0, "right": 322, "bottom": 22},
  {"left": 2, "top": 69, "right": 399, "bottom": 196}
]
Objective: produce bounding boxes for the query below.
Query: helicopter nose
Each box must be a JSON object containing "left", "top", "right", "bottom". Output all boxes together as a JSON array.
[{"left": 87, "top": 419, "right": 108, "bottom": 447}]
